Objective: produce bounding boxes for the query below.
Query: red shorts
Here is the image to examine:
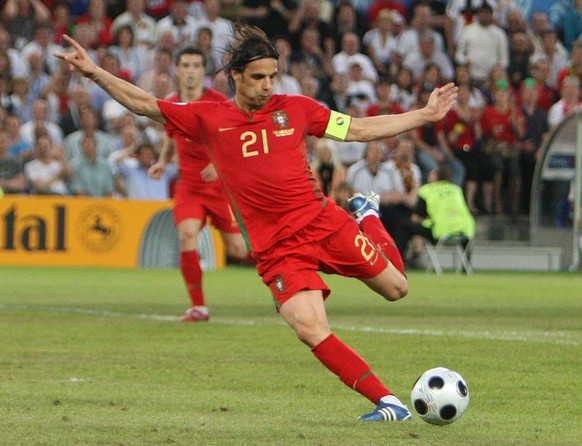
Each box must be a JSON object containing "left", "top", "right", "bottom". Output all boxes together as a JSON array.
[
  {"left": 173, "top": 179, "right": 240, "bottom": 233},
  {"left": 254, "top": 202, "right": 388, "bottom": 309}
]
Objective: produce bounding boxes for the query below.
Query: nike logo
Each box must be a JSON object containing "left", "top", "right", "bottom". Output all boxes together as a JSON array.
[{"left": 218, "top": 127, "right": 237, "bottom": 132}]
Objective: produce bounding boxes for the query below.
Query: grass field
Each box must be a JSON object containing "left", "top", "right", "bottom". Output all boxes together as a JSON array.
[{"left": 0, "top": 266, "right": 581, "bottom": 446}]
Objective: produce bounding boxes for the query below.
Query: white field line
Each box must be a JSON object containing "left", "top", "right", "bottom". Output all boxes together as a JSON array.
[{"left": 0, "top": 304, "right": 579, "bottom": 346}]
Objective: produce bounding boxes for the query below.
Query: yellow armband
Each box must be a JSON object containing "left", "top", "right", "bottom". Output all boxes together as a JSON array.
[{"left": 324, "top": 111, "right": 351, "bottom": 141}]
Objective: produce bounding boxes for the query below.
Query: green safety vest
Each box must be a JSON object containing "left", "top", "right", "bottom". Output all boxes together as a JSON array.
[{"left": 418, "top": 180, "right": 476, "bottom": 240}]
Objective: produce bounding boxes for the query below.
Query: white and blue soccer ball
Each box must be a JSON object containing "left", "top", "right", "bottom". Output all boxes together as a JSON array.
[{"left": 410, "top": 367, "right": 470, "bottom": 425}]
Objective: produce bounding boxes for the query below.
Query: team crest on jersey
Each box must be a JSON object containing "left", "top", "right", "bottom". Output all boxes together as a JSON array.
[
  {"left": 272, "top": 110, "right": 289, "bottom": 128},
  {"left": 274, "top": 275, "right": 286, "bottom": 294}
]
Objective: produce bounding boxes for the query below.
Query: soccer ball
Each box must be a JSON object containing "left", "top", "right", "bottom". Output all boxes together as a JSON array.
[{"left": 410, "top": 367, "right": 470, "bottom": 425}]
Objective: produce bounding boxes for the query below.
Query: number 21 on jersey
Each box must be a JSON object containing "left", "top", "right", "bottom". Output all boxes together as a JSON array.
[{"left": 241, "top": 130, "right": 269, "bottom": 157}]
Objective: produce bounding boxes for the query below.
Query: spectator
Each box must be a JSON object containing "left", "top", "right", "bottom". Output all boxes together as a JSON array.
[
  {"left": 21, "top": 22, "right": 63, "bottom": 77},
  {"left": 454, "top": 64, "right": 486, "bottom": 110},
  {"left": 64, "top": 106, "right": 115, "bottom": 161},
  {"left": 1, "top": 0, "right": 51, "bottom": 50},
  {"left": 51, "top": 3, "right": 74, "bottom": 47},
  {"left": 480, "top": 79, "right": 525, "bottom": 214},
  {"left": 389, "top": 67, "right": 417, "bottom": 111},
  {"left": 5, "top": 114, "right": 32, "bottom": 162},
  {"left": 290, "top": 27, "right": 333, "bottom": 81},
  {"left": 411, "top": 85, "right": 466, "bottom": 186},
  {"left": 367, "top": 0, "right": 407, "bottom": 28},
  {"left": 436, "top": 83, "right": 493, "bottom": 215},
  {"left": 69, "top": 135, "right": 115, "bottom": 197},
  {"left": 108, "top": 25, "right": 144, "bottom": 83},
  {"left": 507, "top": 31, "right": 533, "bottom": 90},
  {"left": 526, "top": 57, "right": 559, "bottom": 112},
  {"left": 548, "top": 75, "right": 582, "bottom": 128},
  {"left": 366, "top": 77, "right": 404, "bottom": 117},
  {"left": 8, "top": 77, "right": 34, "bottom": 123},
  {"left": 192, "top": 0, "right": 235, "bottom": 68},
  {"left": 59, "top": 86, "right": 99, "bottom": 136},
  {"left": 193, "top": 27, "right": 220, "bottom": 80},
  {"left": 396, "top": 1, "right": 446, "bottom": 58},
  {"left": 24, "top": 134, "right": 71, "bottom": 195},
  {"left": 330, "top": 0, "right": 367, "bottom": 47},
  {"left": 558, "top": 37, "right": 582, "bottom": 87},
  {"left": 154, "top": 0, "right": 197, "bottom": 47},
  {"left": 115, "top": 142, "right": 177, "bottom": 200},
  {"left": 402, "top": 31, "right": 454, "bottom": 84},
  {"left": 332, "top": 32, "right": 378, "bottom": 83},
  {"left": 310, "top": 138, "right": 346, "bottom": 200},
  {"left": 138, "top": 48, "right": 175, "bottom": 95},
  {"left": 532, "top": 29, "right": 569, "bottom": 89},
  {"left": 319, "top": 72, "right": 350, "bottom": 113},
  {"left": 346, "top": 139, "right": 392, "bottom": 199},
  {"left": 529, "top": 12, "right": 567, "bottom": 60},
  {"left": 518, "top": 77, "right": 548, "bottom": 214},
  {"left": 86, "top": 52, "right": 132, "bottom": 114},
  {"left": 20, "top": 99, "right": 64, "bottom": 147},
  {"left": 273, "top": 37, "right": 302, "bottom": 95},
  {"left": 455, "top": 3, "right": 509, "bottom": 86},
  {"left": 381, "top": 135, "right": 422, "bottom": 245},
  {"left": 238, "top": 0, "right": 296, "bottom": 40},
  {"left": 0, "top": 128, "right": 27, "bottom": 194},
  {"left": 362, "top": 9, "right": 398, "bottom": 77},
  {"left": 346, "top": 61, "right": 377, "bottom": 107},
  {"left": 0, "top": 25, "right": 27, "bottom": 78},
  {"left": 111, "top": 0, "right": 157, "bottom": 51},
  {"left": 395, "top": 165, "right": 476, "bottom": 265},
  {"left": 287, "top": 0, "right": 334, "bottom": 56},
  {"left": 76, "top": 0, "right": 113, "bottom": 48}
]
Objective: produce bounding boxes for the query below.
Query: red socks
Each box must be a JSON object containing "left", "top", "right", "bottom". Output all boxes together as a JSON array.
[
  {"left": 180, "top": 250, "right": 204, "bottom": 307},
  {"left": 312, "top": 334, "right": 392, "bottom": 404},
  {"left": 360, "top": 216, "right": 405, "bottom": 276}
]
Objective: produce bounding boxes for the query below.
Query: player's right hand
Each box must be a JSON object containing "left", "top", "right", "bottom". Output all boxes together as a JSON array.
[{"left": 148, "top": 162, "right": 165, "bottom": 179}]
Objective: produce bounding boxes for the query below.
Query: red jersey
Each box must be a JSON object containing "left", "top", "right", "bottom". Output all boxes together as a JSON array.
[
  {"left": 166, "top": 88, "right": 227, "bottom": 185},
  {"left": 158, "top": 94, "right": 333, "bottom": 252},
  {"left": 436, "top": 108, "right": 478, "bottom": 150},
  {"left": 480, "top": 105, "right": 522, "bottom": 145}
]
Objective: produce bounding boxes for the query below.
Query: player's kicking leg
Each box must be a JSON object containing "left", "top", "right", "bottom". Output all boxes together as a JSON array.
[{"left": 348, "top": 192, "right": 408, "bottom": 300}]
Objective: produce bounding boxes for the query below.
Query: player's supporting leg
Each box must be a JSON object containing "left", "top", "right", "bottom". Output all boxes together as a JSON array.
[
  {"left": 177, "top": 218, "right": 209, "bottom": 322},
  {"left": 221, "top": 232, "right": 253, "bottom": 264},
  {"left": 279, "top": 290, "right": 411, "bottom": 421},
  {"left": 348, "top": 192, "right": 405, "bottom": 276}
]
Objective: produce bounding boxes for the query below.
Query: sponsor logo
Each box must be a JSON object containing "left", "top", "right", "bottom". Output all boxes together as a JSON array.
[
  {"left": 76, "top": 204, "right": 121, "bottom": 253},
  {"left": 336, "top": 116, "right": 345, "bottom": 126}
]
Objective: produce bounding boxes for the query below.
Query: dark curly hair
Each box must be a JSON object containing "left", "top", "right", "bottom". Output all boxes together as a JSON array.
[{"left": 223, "top": 23, "right": 279, "bottom": 89}]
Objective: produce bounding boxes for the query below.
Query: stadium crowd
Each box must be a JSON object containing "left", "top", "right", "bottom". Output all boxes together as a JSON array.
[{"left": 0, "top": 0, "right": 581, "bottom": 225}]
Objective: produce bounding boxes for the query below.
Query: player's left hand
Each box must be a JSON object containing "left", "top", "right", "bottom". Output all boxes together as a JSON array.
[
  {"left": 426, "top": 83, "right": 458, "bottom": 122},
  {"left": 201, "top": 163, "right": 218, "bottom": 182}
]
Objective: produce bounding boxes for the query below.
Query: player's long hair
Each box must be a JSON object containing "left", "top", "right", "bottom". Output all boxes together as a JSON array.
[{"left": 223, "top": 23, "right": 279, "bottom": 89}]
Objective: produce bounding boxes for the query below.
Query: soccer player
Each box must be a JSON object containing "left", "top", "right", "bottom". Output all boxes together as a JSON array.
[
  {"left": 148, "top": 46, "right": 249, "bottom": 322},
  {"left": 56, "top": 25, "right": 458, "bottom": 422}
]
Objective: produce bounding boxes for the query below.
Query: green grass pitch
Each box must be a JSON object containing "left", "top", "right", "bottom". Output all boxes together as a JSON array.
[{"left": 0, "top": 266, "right": 581, "bottom": 445}]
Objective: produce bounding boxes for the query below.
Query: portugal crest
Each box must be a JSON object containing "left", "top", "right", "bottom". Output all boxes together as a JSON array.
[{"left": 272, "top": 110, "right": 289, "bottom": 129}]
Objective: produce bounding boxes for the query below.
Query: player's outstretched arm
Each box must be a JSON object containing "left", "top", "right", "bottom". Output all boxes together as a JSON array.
[
  {"left": 55, "top": 35, "right": 164, "bottom": 123},
  {"left": 346, "top": 83, "right": 458, "bottom": 142}
]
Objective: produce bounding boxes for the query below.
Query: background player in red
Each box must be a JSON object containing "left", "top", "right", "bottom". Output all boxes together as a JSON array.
[
  {"left": 56, "top": 26, "right": 457, "bottom": 422},
  {"left": 148, "top": 46, "right": 249, "bottom": 322}
]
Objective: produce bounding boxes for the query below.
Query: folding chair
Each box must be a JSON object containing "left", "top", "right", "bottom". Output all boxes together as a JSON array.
[{"left": 424, "top": 233, "right": 473, "bottom": 276}]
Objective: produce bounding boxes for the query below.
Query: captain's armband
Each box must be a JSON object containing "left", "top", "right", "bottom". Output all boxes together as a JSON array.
[{"left": 324, "top": 111, "right": 351, "bottom": 141}]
